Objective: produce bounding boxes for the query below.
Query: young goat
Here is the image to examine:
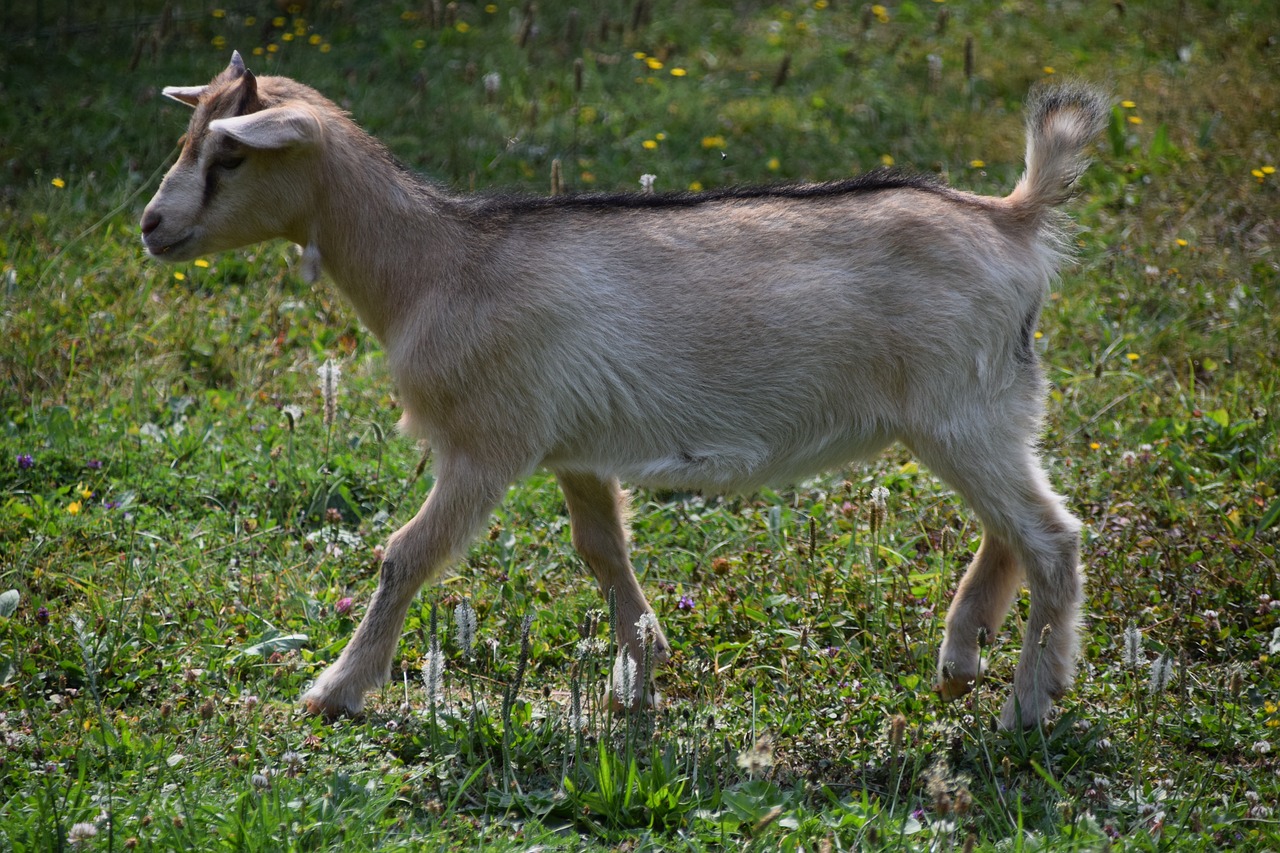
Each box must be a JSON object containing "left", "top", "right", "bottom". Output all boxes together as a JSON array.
[{"left": 141, "top": 52, "right": 1107, "bottom": 729}]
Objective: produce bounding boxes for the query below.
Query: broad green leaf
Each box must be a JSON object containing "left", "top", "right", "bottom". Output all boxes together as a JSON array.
[{"left": 0, "top": 589, "right": 19, "bottom": 619}]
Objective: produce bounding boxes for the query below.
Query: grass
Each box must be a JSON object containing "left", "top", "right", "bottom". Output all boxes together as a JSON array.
[{"left": 2, "top": 0, "right": 1278, "bottom": 849}]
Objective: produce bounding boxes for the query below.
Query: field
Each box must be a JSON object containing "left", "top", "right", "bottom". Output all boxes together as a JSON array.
[{"left": 2, "top": 1, "right": 1278, "bottom": 849}]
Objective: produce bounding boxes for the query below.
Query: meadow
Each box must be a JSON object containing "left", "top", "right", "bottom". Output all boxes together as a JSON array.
[{"left": 1, "top": 0, "right": 1278, "bottom": 849}]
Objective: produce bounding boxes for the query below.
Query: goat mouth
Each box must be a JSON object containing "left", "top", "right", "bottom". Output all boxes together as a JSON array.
[{"left": 145, "top": 234, "right": 192, "bottom": 258}]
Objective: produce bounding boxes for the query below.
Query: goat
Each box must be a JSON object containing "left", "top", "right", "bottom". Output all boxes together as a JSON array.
[{"left": 141, "top": 51, "right": 1107, "bottom": 729}]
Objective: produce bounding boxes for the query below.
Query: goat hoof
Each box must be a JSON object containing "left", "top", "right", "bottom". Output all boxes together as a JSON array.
[
  {"left": 301, "top": 683, "right": 366, "bottom": 719},
  {"left": 935, "top": 672, "right": 977, "bottom": 702},
  {"left": 999, "top": 681, "right": 1062, "bottom": 730}
]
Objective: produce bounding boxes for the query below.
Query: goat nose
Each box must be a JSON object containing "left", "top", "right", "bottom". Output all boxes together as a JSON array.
[{"left": 140, "top": 210, "right": 162, "bottom": 236}]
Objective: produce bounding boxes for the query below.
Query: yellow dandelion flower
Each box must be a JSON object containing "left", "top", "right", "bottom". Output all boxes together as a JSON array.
[
  {"left": 485, "top": 4, "right": 498, "bottom": 13},
  {"left": 52, "top": 177, "right": 66, "bottom": 188},
  {"left": 646, "top": 57, "right": 663, "bottom": 70},
  {"left": 871, "top": 4, "right": 889, "bottom": 22},
  {"left": 1175, "top": 239, "right": 1188, "bottom": 248},
  {"left": 413, "top": 39, "right": 426, "bottom": 49},
  {"left": 969, "top": 159, "right": 985, "bottom": 168},
  {"left": 273, "top": 16, "right": 286, "bottom": 26},
  {"left": 670, "top": 67, "right": 687, "bottom": 77},
  {"left": 245, "top": 16, "right": 256, "bottom": 26},
  {"left": 880, "top": 154, "right": 895, "bottom": 167},
  {"left": 1121, "top": 100, "right": 1136, "bottom": 109},
  {"left": 1034, "top": 330, "right": 1043, "bottom": 340},
  {"left": 194, "top": 259, "right": 210, "bottom": 268},
  {"left": 767, "top": 157, "right": 781, "bottom": 170},
  {"left": 1043, "top": 66, "right": 1056, "bottom": 75},
  {"left": 1253, "top": 169, "right": 1266, "bottom": 179},
  {"left": 320, "top": 43, "right": 331, "bottom": 53},
  {"left": 309, "top": 34, "right": 322, "bottom": 45},
  {"left": 642, "top": 139, "right": 658, "bottom": 150},
  {"left": 1126, "top": 352, "right": 1139, "bottom": 361},
  {"left": 67, "top": 501, "right": 82, "bottom": 515},
  {"left": 212, "top": 8, "right": 226, "bottom": 18},
  {"left": 455, "top": 21, "right": 470, "bottom": 32},
  {"left": 701, "top": 135, "right": 727, "bottom": 149},
  {"left": 633, "top": 51, "right": 647, "bottom": 60},
  {"left": 1128, "top": 115, "right": 1143, "bottom": 125},
  {"left": 174, "top": 271, "right": 186, "bottom": 281},
  {"left": 656, "top": 132, "right": 666, "bottom": 141},
  {"left": 1089, "top": 442, "right": 1101, "bottom": 451},
  {"left": 689, "top": 180, "right": 704, "bottom": 191},
  {"left": 1263, "top": 166, "right": 1277, "bottom": 175},
  {"left": 580, "top": 171, "right": 596, "bottom": 183},
  {"left": 253, "top": 46, "right": 264, "bottom": 56},
  {"left": 78, "top": 485, "right": 93, "bottom": 499},
  {"left": 212, "top": 35, "right": 227, "bottom": 48},
  {"left": 282, "top": 32, "right": 293, "bottom": 41},
  {"left": 815, "top": 0, "right": 829, "bottom": 8},
  {"left": 267, "top": 44, "right": 279, "bottom": 53}
]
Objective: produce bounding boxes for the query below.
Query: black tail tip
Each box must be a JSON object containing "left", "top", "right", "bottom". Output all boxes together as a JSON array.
[{"left": 1026, "top": 80, "right": 1110, "bottom": 139}]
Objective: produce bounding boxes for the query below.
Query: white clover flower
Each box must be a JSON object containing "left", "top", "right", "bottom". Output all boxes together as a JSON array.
[
  {"left": 639, "top": 173, "right": 656, "bottom": 194},
  {"left": 67, "top": 823, "right": 98, "bottom": 846}
]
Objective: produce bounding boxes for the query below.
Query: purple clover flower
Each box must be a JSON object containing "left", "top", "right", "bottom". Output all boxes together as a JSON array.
[
  {"left": 17, "top": 453, "right": 34, "bottom": 469},
  {"left": 86, "top": 459, "right": 103, "bottom": 470},
  {"left": 677, "top": 594, "right": 695, "bottom": 611},
  {"left": 36, "top": 606, "right": 50, "bottom": 626}
]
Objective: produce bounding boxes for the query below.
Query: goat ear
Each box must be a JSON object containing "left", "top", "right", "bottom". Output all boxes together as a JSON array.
[
  {"left": 209, "top": 106, "right": 321, "bottom": 150},
  {"left": 162, "top": 86, "right": 207, "bottom": 108}
]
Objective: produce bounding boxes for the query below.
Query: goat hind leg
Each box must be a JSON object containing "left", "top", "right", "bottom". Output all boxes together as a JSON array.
[
  {"left": 302, "top": 459, "right": 507, "bottom": 717},
  {"left": 936, "top": 531, "right": 1023, "bottom": 701},
  {"left": 1000, "top": 490, "right": 1082, "bottom": 729},
  {"left": 913, "top": 437, "right": 1082, "bottom": 727},
  {"left": 557, "top": 471, "right": 668, "bottom": 707}
]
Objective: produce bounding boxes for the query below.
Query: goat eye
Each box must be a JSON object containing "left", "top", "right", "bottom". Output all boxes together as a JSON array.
[{"left": 215, "top": 155, "right": 245, "bottom": 171}]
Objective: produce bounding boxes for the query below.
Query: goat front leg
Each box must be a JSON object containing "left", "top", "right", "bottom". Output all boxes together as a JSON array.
[
  {"left": 303, "top": 457, "right": 507, "bottom": 717},
  {"left": 557, "top": 471, "right": 669, "bottom": 707}
]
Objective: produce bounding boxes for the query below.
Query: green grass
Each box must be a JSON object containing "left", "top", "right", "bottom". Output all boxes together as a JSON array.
[{"left": 2, "top": 0, "right": 1278, "bottom": 849}]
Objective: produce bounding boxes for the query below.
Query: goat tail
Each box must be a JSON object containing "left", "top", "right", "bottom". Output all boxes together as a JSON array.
[{"left": 1006, "top": 81, "right": 1109, "bottom": 214}]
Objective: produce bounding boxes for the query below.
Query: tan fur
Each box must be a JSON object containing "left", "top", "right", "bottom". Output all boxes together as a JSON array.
[{"left": 141, "top": 53, "right": 1108, "bottom": 728}]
